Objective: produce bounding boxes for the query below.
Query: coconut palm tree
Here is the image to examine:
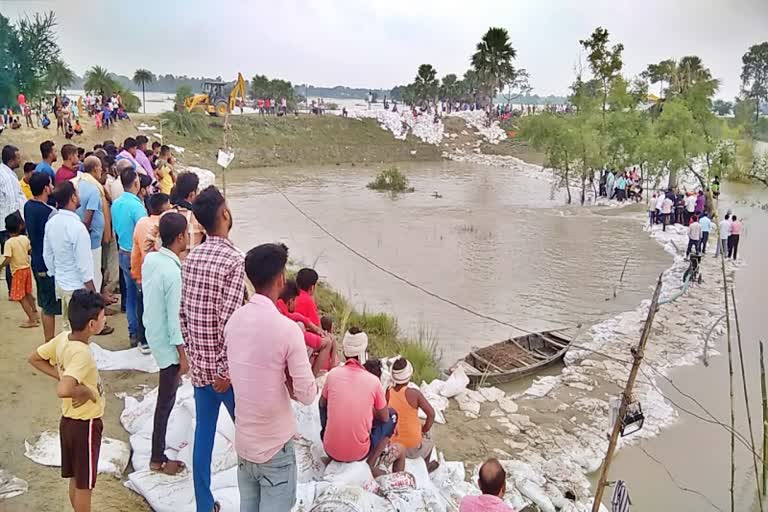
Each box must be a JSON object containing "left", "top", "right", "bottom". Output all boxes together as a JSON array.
[
  {"left": 84, "top": 65, "right": 116, "bottom": 97},
  {"left": 471, "top": 27, "right": 517, "bottom": 109},
  {"left": 440, "top": 74, "right": 459, "bottom": 107},
  {"left": 46, "top": 59, "right": 75, "bottom": 96},
  {"left": 413, "top": 64, "right": 438, "bottom": 108},
  {"left": 133, "top": 69, "right": 156, "bottom": 113}
]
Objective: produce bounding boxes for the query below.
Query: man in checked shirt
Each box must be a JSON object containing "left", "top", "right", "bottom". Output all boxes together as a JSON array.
[{"left": 180, "top": 185, "right": 245, "bottom": 512}]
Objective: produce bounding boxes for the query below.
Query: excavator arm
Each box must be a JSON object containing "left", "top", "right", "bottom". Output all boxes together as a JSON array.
[{"left": 229, "top": 73, "right": 247, "bottom": 113}]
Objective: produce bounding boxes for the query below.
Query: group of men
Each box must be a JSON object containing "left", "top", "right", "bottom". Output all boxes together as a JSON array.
[{"left": 600, "top": 168, "right": 643, "bottom": 202}]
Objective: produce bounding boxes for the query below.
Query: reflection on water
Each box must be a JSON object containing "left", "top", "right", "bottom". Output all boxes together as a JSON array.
[{"left": 225, "top": 161, "right": 670, "bottom": 362}]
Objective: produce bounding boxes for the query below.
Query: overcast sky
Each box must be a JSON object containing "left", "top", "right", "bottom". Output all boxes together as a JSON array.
[{"left": 3, "top": 0, "right": 767, "bottom": 99}]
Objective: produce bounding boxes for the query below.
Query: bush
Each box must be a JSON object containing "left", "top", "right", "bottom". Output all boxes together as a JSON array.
[
  {"left": 325, "top": 102, "right": 339, "bottom": 111},
  {"left": 367, "top": 166, "right": 415, "bottom": 193},
  {"left": 160, "top": 110, "right": 212, "bottom": 141},
  {"left": 119, "top": 90, "right": 141, "bottom": 113}
]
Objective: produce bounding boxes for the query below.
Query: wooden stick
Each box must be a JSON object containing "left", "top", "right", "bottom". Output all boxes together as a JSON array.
[
  {"left": 720, "top": 250, "right": 735, "bottom": 512},
  {"left": 591, "top": 274, "right": 664, "bottom": 512},
  {"left": 761, "top": 340, "right": 767, "bottom": 495},
  {"left": 731, "top": 287, "right": 763, "bottom": 504}
]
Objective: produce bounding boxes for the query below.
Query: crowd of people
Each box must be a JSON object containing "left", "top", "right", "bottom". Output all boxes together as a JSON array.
[
  {"left": 599, "top": 168, "right": 644, "bottom": 202},
  {"left": 1, "top": 138, "right": 521, "bottom": 512}
]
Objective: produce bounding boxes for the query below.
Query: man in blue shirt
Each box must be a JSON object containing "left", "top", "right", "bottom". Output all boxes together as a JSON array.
[
  {"left": 111, "top": 167, "right": 147, "bottom": 346},
  {"left": 24, "top": 171, "right": 60, "bottom": 341},
  {"left": 699, "top": 212, "right": 712, "bottom": 254},
  {"left": 76, "top": 156, "right": 106, "bottom": 292},
  {"left": 34, "top": 140, "right": 57, "bottom": 182}
]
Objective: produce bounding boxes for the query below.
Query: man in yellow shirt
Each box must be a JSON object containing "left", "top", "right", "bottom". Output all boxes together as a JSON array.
[
  {"left": 19, "top": 162, "right": 35, "bottom": 199},
  {"left": 28, "top": 289, "right": 106, "bottom": 512},
  {"left": 155, "top": 145, "right": 176, "bottom": 195}
]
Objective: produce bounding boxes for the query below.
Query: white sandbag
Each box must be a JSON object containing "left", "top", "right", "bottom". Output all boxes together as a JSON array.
[
  {"left": 179, "top": 166, "right": 215, "bottom": 189},
  {"left": 323, "top": 461, "right": 374, "bottom": 487},
  {"left": 126, "top": 466, "right": 239, "bottom": 512},
  {"left": 0, "top": 469, "right": 27, "bottom": 499},
  {"left": 454, "top": 391, "right": 481, "bottom": 415},
  {"left": 176, "top": 430, "right": 237, "bottom": 473},
  {"left": 384, "top": 489, "right": 432, "bottom": 512},
  {"left": 293, "top": 481, "right": 326, "bottom": 511},
  {"left": 375, "top": 471, "right": 416, "bottom": 494},
  {"left": 295, "top": 437, "right": 326, "bottom": 483},
  {"left": 518, "top": 479, "right": 556, "bottom": 512},
  {"left": 309, "top": 484, "right": 395, "bottom": 512},
  {"left": 294, "top": 395, "right": 323, "bottom": 445},
  {"left": 421, "top": 379, "right": 445, "bottom": 397},
  {"left": 25, "top": 430, "right": 130, "bottom": 476},
  {"left": 478, "top": 386, "right": 506, "bottom": 402},
  {"left": 440, "top": 368, "right": 469, "bottom": 398},
  {"left": 91, "top": 343, "right": 159, "bottom": 373}
]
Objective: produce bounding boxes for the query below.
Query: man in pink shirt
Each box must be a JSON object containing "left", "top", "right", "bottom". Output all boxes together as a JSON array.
[
  {"left": 460, "top": 458, "right": 515, "bottom": 512},
  {"left": 320, "top": 328, "right": 404, "bottom": 476},
  {"left": 135, "top": 135, "right": 156, "bottom": 181},
  {"left": 225, "top": 242, "right": 316, "bottom": 512}
]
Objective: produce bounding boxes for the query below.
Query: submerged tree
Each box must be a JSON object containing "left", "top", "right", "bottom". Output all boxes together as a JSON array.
[
  {"left": 741, "top": 42, "right": 768, "bottom": 122},
  {"left": 133, "top": 69, "right": 156, "bottom": 114}
]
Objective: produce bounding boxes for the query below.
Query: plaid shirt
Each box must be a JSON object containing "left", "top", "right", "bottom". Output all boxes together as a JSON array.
[{"left": 180, "top": 236, "right": 246, "bottom": 387}]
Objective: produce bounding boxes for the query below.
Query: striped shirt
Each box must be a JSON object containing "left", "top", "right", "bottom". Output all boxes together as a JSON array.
[
  {"left": 0, "top": 163, "right": 26, "bottom": 222},
  {"left": 180, "top": 236, "right": 245, "bottom": 387}
]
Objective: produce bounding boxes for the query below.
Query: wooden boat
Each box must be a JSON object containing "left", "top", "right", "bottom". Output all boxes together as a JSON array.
[{"left": 460, "top": 329, "right": 574, "bottom": 386}]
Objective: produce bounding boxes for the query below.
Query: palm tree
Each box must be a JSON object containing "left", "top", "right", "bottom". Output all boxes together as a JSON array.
[
  {"left": 440, "top": 74, "right": 459, "bottom": 106},
  {"left": 471, "top": 27, "right": 517, "bottom": 109},
  {"left": 84, "top": 66, "right": 116, "bottom": 97},
  {"left": 413, "top": 64, "right": 438, "bottom": 108},
  {"left": 46, "top": 59, "right": 75, "bottom": 96},
  {"left": 133, "top": 69, "right": 156, "bottom": 113}
]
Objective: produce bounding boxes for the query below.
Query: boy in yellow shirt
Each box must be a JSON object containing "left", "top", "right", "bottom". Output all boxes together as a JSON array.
[
  {"left": 1, "top": 212, "right": 39, "bottom": 327},
  {"left": 28, "top": 289, "right": 107, "bottom": 512},
  {"left": 154, "top": 145, "right": 176, "bottom": 195},
  {"left": 19, "top": 162, "right": 35, "bottom": 199}
]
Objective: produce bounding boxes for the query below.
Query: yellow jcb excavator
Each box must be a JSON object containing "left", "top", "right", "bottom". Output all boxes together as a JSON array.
[{"left": 184, "top": 72, "right": 247, "bottom": 116}]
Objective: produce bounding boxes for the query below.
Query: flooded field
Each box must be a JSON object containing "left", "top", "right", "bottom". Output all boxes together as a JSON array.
[{"left": 225, "top": 161, "right": 671, "bottom": 363}]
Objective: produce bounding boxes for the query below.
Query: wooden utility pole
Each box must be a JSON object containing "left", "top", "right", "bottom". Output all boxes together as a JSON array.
[
  {"left": 761, "top": 340, "right": 767, "bottom": 496},
  {"left": 591, "top": 274, "right": 663, "bottom": 512},
  {"left": 221, "top": 110, "right": 230, "bottom": 198}
]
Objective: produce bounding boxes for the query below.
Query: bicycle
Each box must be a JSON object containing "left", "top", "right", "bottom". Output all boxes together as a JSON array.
[{"left": 683, "top": 251, "right": 703, "bottom": 285}]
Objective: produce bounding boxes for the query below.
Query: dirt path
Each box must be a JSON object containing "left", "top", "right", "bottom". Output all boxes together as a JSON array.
[{"left": 0, "top": 296, "right": 152, "bottom": 511}]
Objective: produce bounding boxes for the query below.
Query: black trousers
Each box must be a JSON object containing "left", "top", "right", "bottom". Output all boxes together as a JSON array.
[
  {"left": 136, "top": 286, "right": 146, "bottom": 344},
  {"left": 700, "top": 231, "right": 709, "bottom": 254},
  {"left": 151, "top": 364, "right": 180, "bottom": 463},
  {"left": 686, "top": 239, "right": 700, "bottom": 256},
  {"left": 728, "top": 234, "right": 740, "bottom": 260}
]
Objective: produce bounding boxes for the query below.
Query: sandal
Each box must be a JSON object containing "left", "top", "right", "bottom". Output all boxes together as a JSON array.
[
  {"left": 149, "top": 459, "right": 186, "bottom": 475},
  {"left": 96, "top": 325, "right": 115, "bottom": 336}
]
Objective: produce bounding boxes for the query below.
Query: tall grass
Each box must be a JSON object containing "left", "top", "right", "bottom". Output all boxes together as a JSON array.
[
  {"left": 313, "top": 281, "right": 440, "bottom": 383},
  {"left": 160, "top": 110, "right": 212, "bottom": 141}
]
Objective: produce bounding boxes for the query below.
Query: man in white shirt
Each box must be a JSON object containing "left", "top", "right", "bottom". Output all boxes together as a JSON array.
[
  {"left": 661, "top": 196, "right": 674, "bottom": 232},
  {"left": 654, "top": 192, "right": 665, "bottom": 226},
  {"left": 715, "top": 214, "right": 731, "bottom": 258},
  {"left": 686, "top": 215, "right": 702, "bottom": 257},
  {"left": 684, "top": 193, "right": 697, "bottom": 225},
  {"left": 1, "top": 144, "right": 28, "bottom": 293}
]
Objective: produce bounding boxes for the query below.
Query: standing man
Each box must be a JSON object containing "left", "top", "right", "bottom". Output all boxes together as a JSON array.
[
  {"left": 684, "top": 192, "right": 697, "bottom": 225},
  {"left": 43, "top": 182, "right": 96, "bottom": 329},
  {"left": 716, "top": 213, "right": 731, "bottom": 258},
  {"left": 686, "top": 215, "right": 702, "bottom": 257},
  {"left": 180, "top": 186, "right": 245, "bottom": 512},
  {"left": 142, "top": 213, "right": 190, "bottom": 476},
  {"left": 169, "top": 172, "right": 205, "bottom": 258},
  {"left": 35, "top": 140, "right": 57, "bottom": 183},
  {"left": 111, "top": 168, "right": 147, "bottom": 346},
  {"left": 1, "top": 145, "right": 27, "bottom": 294},
  {"left": 134, "top": 136, "right": 155, "bottom": 181},
  {"left": 225, "top": 243, "right": 316, "bottom": 511},
  {"left": 699, "top": 212, "right": 712, "bottom": 254},
  {"left": 55, "top": 144, "right": 79, "bottom": 184},
  {"left": 24, "top": 172, "right": 60, "bottom": 341},
  {"left": 728, "top": 215, "right": 743, "bottom": 260}
]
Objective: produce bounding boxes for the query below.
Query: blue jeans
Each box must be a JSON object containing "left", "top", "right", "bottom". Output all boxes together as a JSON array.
[
  {"left": 118, "top": 250, "right": 138, "bottom": 338},
  {"left": 319, "top": 404, "right": 397, "bottom": 460},
  {"left": 193, "top": 385, "right": 235, "bottom": 512},
  {"left": 237, "top": 440, "right": 297, "bottom": 512}
]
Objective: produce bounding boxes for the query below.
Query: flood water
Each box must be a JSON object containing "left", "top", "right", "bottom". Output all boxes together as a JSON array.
[
  {"left": 223, "top": 158, "right": 768, "bottom": 510},
  {"left": 225, "top": 161, "right": 670, "bottom": 363}
]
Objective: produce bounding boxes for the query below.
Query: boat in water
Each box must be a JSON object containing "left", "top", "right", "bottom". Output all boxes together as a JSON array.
[{"left": 458, "top": 329, "right": 575, "bottom": 386}]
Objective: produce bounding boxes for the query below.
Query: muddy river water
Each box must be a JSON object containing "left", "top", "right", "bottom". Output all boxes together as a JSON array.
[{"left": 222, "top": 159, "right": 767, "bottom": 510}]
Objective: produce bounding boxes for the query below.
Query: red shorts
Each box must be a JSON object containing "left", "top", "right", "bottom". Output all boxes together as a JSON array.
[
  {"left": 10, "top": 267, "right": 32, "bottom": 301},
  {"left": 60, "top": 417, "right": 103, "bottom": 490}
]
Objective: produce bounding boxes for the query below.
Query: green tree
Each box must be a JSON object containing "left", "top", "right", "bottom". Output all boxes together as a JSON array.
[
  {"left": 643, "top": 59, "right": 675, "bottom": 98},
  {"left": 175, "top": 85, "right": 193, "bottom": 108},
  {"left": 84, "top": 66, "right": 118, "bottom": 97},
  {"left": 0, "top": 11, "right": 60, "bottom": 105},
  {"left": 413, "top": 64, "right": 438, "bottom": 107},
  {"left": 133, "top": 69, "right": 156, "bottom": 114},
  {"left": 521, "top": 113, "right": 578, "bottom": 203},
  {"left": 45, "top": 59, "right": 74, "bottom": 96},
  {"left": 440, "top": 74, "right": 459, "bottom": 104},
  {"left": 579, "top": 26, "right": 624, "bottom": 124},
  {"left": 668, "top": 56, "right": 718, "bottom": 99},
  {"left": 712, "top": 99, "right": 733, "bottom": 116},
  {"left": 471, "top": 27, "right": 517, "bottom": 108},
  {"left": 741, "top": 42, "right": 768, "bottom": 122}
]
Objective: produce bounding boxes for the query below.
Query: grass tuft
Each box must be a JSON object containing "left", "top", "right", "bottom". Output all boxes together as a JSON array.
[{"left": 367, "top": 166, "right": 415, "bottom": 193}]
